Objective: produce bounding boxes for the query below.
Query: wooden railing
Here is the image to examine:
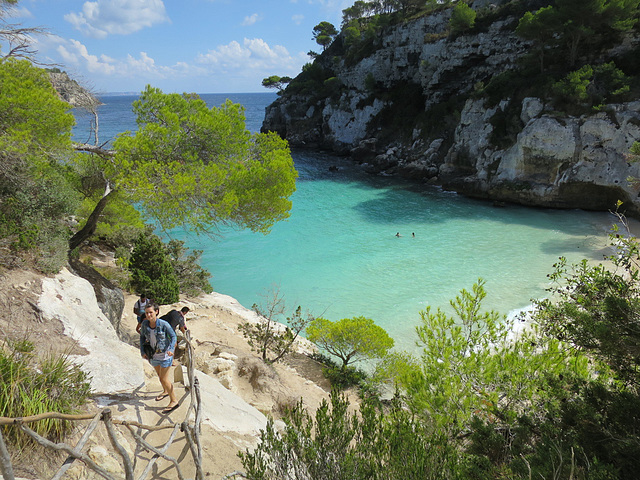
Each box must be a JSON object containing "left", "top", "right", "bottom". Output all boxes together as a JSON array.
[{"left": 0, "top": 331, "right": 205, "bottom": 480}]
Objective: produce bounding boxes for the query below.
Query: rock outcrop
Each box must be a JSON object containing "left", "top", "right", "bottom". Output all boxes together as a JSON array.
[
  {"left": 263, "top": 0, "right": 640, "bottom": 215},
  {"left": 441, "top": 98, "right": 640, "bottom": 214},
  {"left": 67, "top": 257, "right": 125, "bottom": 336},
  {"left": 49, "top": 71, "right": 100, "bottom": 109},
  {"left": 264, "top": 0, "right": 527, "bottom": 152},
  {"left": 38, "top": 267, "right": 143, "bottom": 394}
]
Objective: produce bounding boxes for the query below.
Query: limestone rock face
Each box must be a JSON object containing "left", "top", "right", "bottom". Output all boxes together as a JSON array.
[
  {"left": 38, "top": 268, "right": 144, "bottom": 394},
  {"left": 322, "top": 94, "right": 385, "bottom": 152},
  {"left": 68, "top": 258, "right": 125, "bottom": 335},
  {"left": 443, "top": 98, "right": 640, "bottom": 212},
  {"left": 49, "top": 72, "right": 100, "bottom": 108},
  {"left": 262, "top": 0, "right": 640, "bottom": 214},
  {"left": 264, "top": 0, "right": 526, "bottom": 151}
]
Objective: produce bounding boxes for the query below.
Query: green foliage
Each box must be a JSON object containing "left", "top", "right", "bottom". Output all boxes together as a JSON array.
[
  {"left": 165, "top": 239, "right": 213, "bottom": 297},
  {"left": 261, "top": 75, "right": 292, "bottom": 93},
  {"left": 242, "top": 236, "right": 640, "bottom": 478},
  {"left": 322, "top": 76, "right": 343, "bottom": 95},
  {"left": 128, "top": 233, "right": 180, "bottom": 304},
  {"left": 536, "top": 240, "right": 640, "bottom": 386},
  {"left": 388, "top": 280, "right": 589, "bottom": 438},
  {"left": 552, "top": 64, "right": 593, "bottom": 104},
  {"left": 516, "top": 6, "right": 562, "bottom": 73},
  {"left": 311, "top": 352, "right": 368, "bottom": 389},
  {"left": 516, "top": 0, "right": 640, "bottom": 69},
  {"left": 76, "top": 191, "right": 147, "bottom": 247},
  {"left": 306, "top": 316, "right": 394, "bottom": 371},
  {"left": 342, "top": 25, "right": 361, "bottom": 47},
  {"left": 0, "top": 339, "right": 91, "bottom": 448},
  {"left": 449, "top": 2, "right": 476, "bottom": 35},
  {"left": 284, "top": 62, "right": 337, "bottom": 99},
  {"left": 525, "top": 224, "right": 640, "bottom": 477},
  {"left": 463, "top": 220, "right": 640, "bottom": 478},
  {"left": 239, "top": 287, "right": 313, "bottom": 363},
  {"left": 340, "top": 13, "right": 391, "bottom": 65},
  {"left": 312, "top": 21, "right": 338, "bottom": 50},
  {"left": 239, "top": 390, "right": 459, "bottom": 480},
  {"left": 0, "top": 59, "right": 74, "bottom": 155},
  {"left": 549, "top": 62, "right": 631, "bottom": 112},
  {"left": 0, "top": 58, "right": 79, "bottom": 271},
  {"left": 107, "top": 86, "right": 297, "bottom": 236}
]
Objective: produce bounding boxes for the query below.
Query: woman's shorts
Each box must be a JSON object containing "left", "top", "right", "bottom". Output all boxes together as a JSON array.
[{"left": 150, "top": 356, "right": 173, "bottom": 368}]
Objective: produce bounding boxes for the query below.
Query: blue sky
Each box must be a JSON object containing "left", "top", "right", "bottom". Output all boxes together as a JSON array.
[{"left": 7, "top": 0, "right": 351, "bottom": 93}]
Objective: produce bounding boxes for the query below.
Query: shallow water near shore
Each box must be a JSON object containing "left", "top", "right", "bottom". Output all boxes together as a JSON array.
[{"left": 74, "top": 92, "right": 622, "bottom": 353}]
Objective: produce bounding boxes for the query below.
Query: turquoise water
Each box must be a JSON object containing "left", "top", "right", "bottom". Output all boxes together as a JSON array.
[{"left": 74, "top": 93, "right": 617, "bottom": 352}]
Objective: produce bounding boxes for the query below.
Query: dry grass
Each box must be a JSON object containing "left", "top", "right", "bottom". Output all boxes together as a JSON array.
[{"left": 236, "top": 356, "right": 276, "bottom": 392}]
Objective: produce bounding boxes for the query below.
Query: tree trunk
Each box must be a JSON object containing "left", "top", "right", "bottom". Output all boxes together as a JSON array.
[{"left": 69, "top": 183, "right": 117, "bottom": 251}]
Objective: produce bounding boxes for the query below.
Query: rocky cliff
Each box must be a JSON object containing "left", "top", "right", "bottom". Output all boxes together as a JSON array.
[
  {"left": 49, "top": 71, "right": 100, "bottom": 109},
  {"left": 263, "top": 0, "right": 640, "bottom": 215}
]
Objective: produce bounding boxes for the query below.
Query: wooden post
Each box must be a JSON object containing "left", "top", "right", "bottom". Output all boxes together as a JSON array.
[
  {"left": 0, "top": 427, "right": 15, "bottom": 480},
  {"left": 52, "top": 411, "right": 102, "bottom": 480},
  {"left": 181, "top": 421, "right": 204, "bottom": 480},
  {"left": 102, "top": 409, "right": 134, "bottom": 480},
  {"left": 127, "top": 423, "right": 185, "bottom": 480},
  {"left": 17, "top": 422, "right": 115, "bottom": 480}
]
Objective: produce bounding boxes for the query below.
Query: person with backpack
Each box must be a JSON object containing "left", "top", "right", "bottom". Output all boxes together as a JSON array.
[{"left": 139, "top": 302, "right": 179, "bottom": 414}]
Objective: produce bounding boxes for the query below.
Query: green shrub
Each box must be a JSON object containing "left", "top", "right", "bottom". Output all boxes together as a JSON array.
[
  {"left": 239, "top": 288, "right": 312, "bottom": 363},
  {"left": 0, "top": 339, "right": 91, "bottom": 448},
  {"left": 449, "top": 2, "right": 476, "bottom": 36},
  {"left": 323, "top": 76, "right": 343, "bottom": 96},
  {"left": 552, "top": 62, "right": 632, "bottom": 112},
  {"left": 239, "top": 390, "right": 460, "bottom": 479},
  {"left": 314, "top": 353, "right": 368, "bottom": 389},
  {"left": 0, "top": 59, "right": 79, "bottom": 272},
  {"left": 128, "top": 233, "right": 180, "bottom": 304},
  {"left": 0, "top": 165, "right": 79, "bottom": 272},
  {"left": 343, "top": 25, "right": 361, "bottom": 47},
  {"left": 306, "top": 316, "right": 394, "bottom": 373},
  {"left": 553, "top": 64, "right": 593, "bottom": 104},
  {"left": 166, "top": 239, "right": 212, "bottom": 297},
  {"left": 75, "top": 193, "right": 147, "bottom": 248}
]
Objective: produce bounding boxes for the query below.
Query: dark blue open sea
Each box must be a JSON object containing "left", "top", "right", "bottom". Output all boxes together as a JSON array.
[{"left": 74, "top": 92, "right": 619, "bottom": 352}]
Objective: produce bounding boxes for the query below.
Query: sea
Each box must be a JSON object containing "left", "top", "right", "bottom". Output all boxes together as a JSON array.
[{"left": 73, "top": 92, "right": 623, "bottom": 352}]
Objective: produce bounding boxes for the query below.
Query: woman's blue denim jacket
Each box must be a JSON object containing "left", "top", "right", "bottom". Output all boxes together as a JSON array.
[{"left": 139, "top": 319, "right": 176, "bottom": 357}]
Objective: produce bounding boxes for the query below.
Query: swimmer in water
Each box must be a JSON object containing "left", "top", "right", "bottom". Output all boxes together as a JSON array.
[{"left": 395, "top": 232, "right": 402, "bottom": 237}]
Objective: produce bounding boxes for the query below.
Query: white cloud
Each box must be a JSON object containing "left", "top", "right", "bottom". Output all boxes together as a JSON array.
[
  {"left": 292, "top": 14, "right": 304, "bottom": 25},
  {"left": 241, "top": 13, "right": 261, "bottom": 26},
  {"left": 196, "top": 38, "right": 301, "bottom": 72},
  {"left": 53, "top": 38, "right": 199, "bottom": 84},
  {"left": 57, "top": 39, "right": 117, "bottom": 75},
  {"left": 42, "top": 35, "right": 305, "bottom": 93},
  {"left": 64, "top": 0, "right": 169, "bottom": 39}
]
